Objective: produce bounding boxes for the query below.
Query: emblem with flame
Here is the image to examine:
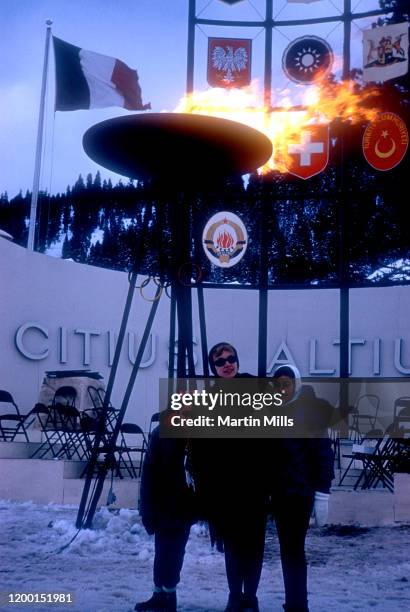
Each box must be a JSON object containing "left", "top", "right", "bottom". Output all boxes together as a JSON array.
[{"left": 202, "top": 212, "right": 248, "bottom": 268}]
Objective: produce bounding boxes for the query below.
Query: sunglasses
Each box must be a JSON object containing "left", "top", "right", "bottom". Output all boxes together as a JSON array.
[{"left": 213, "top": 355, "right": 237, "bottom": 368}]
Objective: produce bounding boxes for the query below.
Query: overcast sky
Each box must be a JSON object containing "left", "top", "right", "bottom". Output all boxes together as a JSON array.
[{"left": 1, "top": 0, "right": 380, "bottom": 198}]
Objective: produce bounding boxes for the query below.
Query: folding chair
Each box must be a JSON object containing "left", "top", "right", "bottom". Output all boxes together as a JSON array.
[
  {"left": 80, "top": 407, "right": 116, "bottom": 461},
  {"left": 358, "top": 435, "right": 400, "bottom": 492},
  {"left": 79, "top": 387, "right": 124, "bottom": 478},
  {"left": 0, "top": 390, "right": 29, "bottom": 442},
  {"left": 393, "top": 397, "right": 410, "bottom": 422},
  {"left": 87, "top": 385, "right": 120, "bottom": 433},
  {"left": 29, "top": 404, "right": 53, "bottom": 458},
  {"left": 31, "top": 403, "right": 87, "bottom": 460},
  {"left": 350, "top": 394, "right": 380, "bottom": 442},
  {"left": 116, "top": 423, "right": 148, "bottom": 478},
  {"left": 53, "top": 404, "right": 89, "bottom": 460},
  {"left": 393, "top": 398, "right": 410, "bottom": 439},
  {"left": 338, "top": 429, "right": 383, "bottom": 487},
  {"left": 87, "top": 385, "right": 104, "bottom": 409},
  {"left": 329, "top": 428, "right": 341, "bottom": 470},
  {"left": 148, "top": 412, "right": 160, "bottom": 440}
]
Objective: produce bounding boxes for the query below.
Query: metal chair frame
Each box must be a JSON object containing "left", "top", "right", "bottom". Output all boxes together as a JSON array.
[
  {"left": 0, "top": 390, "right": 29, "bottom": 442},
  {"left": 338, "top": 430, "right": 383, "bottom": 487},
  {"left": 30, "top": 403, "right": 88, "bottom": 460},
  {"left": 116, "top": 423, "right": 148, "bottom": 478},
  {"left": 350, "top": 394, "right": 380, "bottom": 442},
  {"left": 148, "top": 412, "right": 160, "bottom": 440}
]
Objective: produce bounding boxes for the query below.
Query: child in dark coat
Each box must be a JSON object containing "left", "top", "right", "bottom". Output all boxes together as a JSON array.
[
  {"left": 270, "top": 365, "right": 335, "bottom": 612},
  {"left": 135, "top": 426, "right": 196, "bottom": 612}
]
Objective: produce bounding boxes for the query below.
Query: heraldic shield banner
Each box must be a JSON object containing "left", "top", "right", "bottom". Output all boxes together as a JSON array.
[
  {"left": 363, "top": 22, "right": 409, "bottom": 83},
  {"left": 207, "top": 37, "right": 252, "bottom": 88},
  {"left": 285, "top": 124, "right": 329, "bottom": 180},
  {"left": 363, "top": 112, "right": 409, "bottom": 171}
]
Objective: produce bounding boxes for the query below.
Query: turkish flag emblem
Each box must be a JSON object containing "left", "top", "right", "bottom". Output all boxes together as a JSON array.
[
  {"left": 363, "top": 112, "right": 408, "bottom": 171},
  {"left": 285, "top": 124, "right": 329, "bottom": 180}
]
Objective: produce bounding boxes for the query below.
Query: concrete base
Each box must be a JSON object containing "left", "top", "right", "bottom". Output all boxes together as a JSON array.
[
  {"left": 0, "top": 441, "right": 40, "bottom": 458},
  {"left": 0, "top": 456, "right": 409, "bottom": 524},
  {"left": 328, "top": 490, "right": 394, "bottom": 526},
  {"left": 394, "top": 473, "right": 410, "bottom": 522},
  {"left": 0, "top": 458, "right": 139, "bottom": 509}
]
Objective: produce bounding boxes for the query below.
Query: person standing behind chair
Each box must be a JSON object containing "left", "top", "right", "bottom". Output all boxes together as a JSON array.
[
  {"left": 191, "top": 342, "right": 269, "bottom": 612},
  {"left": 135, "top": 425, "right": 196, "bottom": 612},
  {"left": 269, "top": 365, "right": 335, "bottom": 612}
]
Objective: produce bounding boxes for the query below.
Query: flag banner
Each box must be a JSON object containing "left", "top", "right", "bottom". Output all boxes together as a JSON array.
[
  {"left": 282, "top": 36, "right": 333, "bottom": 84},
  {"left": 285, "top": 124, "right": 329, "bottom": 179},
  {"left": 53, "top": 37, "right": 150, "bottom": 111},
  {"left": 207, "top": 38, "right": 252, "bottom": 88},
  {"left": 363, "top": 112, "right": 408, "bottom": 171},
  {"left": 363, "top": 22, "right": 408, "bottom": 83}
]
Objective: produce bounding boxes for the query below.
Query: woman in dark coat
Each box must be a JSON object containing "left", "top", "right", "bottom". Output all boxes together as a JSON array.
[
  {"left": 191, "top": 342, "right": 269, "bottom": 612},
  {"left": 270, "top": 365, "right": 335, "bottom": 612}
]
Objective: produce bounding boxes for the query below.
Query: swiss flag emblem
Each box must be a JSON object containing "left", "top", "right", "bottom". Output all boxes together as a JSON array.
[{"left": 285, "top": 124, "right": 329, "bottom": 180}]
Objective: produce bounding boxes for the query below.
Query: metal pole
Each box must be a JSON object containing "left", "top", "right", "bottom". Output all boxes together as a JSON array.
[
  {"left": 257, "top": 0, "right": 273, "bottom": 377},
  {"left": 338, "top": 0, "right": 352, "bottom": 435},
  {"left": 76, "top": 271, "right": 138, "bottom": 528},
  {"left": 167, "top": 286, "right": 177, "bottom": 401},
  {"left": 197, "top": 285, "right": 209, "bottom": 377},
  {"left": 168, "top": 287, "right": 177, "bottom": 378},
  {"left": 113, "top": 286, "right": 162, "bottom": 438},
  {"left": 185, "top": 286, "right": 196, "bottom": 376},
  {"left": 258, "top": 191, "right": 269, "bottom": 377},
  {"left": 340, "top": 0, "right": 352, "bottom": 376},
  {"left": 105, "top": 272, "right": 138, "bottom": 404},
  {"left": 186, "top": 0, "right": 196, "bottom": 95},
  {"left": 342, "top": 0, "right": 352, "bottom": 81},
  {"left": 264, "top": 0, "right": 273, "bottom": 110},
  {"left": 28, "top": 19, "right": 53, "bottom": 251},
  {"left": 196, "top": 8, "right": 386, "bottom": 28}
]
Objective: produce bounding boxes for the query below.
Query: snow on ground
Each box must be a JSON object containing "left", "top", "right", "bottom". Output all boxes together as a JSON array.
[{"left": 0, "top": 500, "right": 410, "bottom": 612}]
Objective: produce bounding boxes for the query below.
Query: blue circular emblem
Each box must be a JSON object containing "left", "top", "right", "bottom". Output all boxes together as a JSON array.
[{"left": 282, "top": 36, "right": 334, "bottom": 84}]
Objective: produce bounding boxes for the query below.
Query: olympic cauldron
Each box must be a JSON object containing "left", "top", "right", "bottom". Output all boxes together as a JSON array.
[
  {"left": 83, "top": 113, "right": 272, "bottom": 377},
  {"left": 83, "top": 112, "right": 271, "bottom": 184}
]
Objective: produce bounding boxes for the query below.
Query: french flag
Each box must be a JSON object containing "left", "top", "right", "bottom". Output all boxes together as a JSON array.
[{"left": 53, "top": 37, "right": 151, "bottom": 111}]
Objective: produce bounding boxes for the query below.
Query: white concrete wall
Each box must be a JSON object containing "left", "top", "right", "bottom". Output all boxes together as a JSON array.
[{"left": 1, "top": 239, "right": 410, "bottom": 431}]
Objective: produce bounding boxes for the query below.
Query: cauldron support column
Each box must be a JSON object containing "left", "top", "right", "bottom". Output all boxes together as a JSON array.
[
  {"left": 76, "top": 283, "right": 162, "bottom": 529},
  {"left": 173, "top": 195, "right": 196, "bottom": 379}
]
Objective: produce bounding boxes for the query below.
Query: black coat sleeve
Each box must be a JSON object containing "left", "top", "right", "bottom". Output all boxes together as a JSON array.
[
  {"left": 139, "top": 429, "right": 160, "bottom": 534},
  {"left": 307, "top": 436, "right": 335, "bottom": 494}
]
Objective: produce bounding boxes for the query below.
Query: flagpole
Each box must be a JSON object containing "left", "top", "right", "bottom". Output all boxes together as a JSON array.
[{"left": 27, "top": 19, "right": 53, "bottom": 252}]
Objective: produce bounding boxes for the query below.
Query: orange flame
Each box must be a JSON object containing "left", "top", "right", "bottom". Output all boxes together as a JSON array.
[
  {"left": 174, "top": 78, "right": 381, "bottom": 173},
  {"left": 216, "top": 230, "right": 234, "bottom": 249}
]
